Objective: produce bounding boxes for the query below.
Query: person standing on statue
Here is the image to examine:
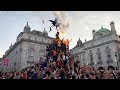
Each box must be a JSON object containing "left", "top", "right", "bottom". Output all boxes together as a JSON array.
[
  {"left": 64, "top": 39, "right": 72, "bottom": 50},
  {"left": 61, "top": 39, "right": 67, "bottom": 58},
  {"left": 56, "top": 32, "right": 60, "bottom": 40}
]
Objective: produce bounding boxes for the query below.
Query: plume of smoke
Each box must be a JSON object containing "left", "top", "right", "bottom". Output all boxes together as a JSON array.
[{"left": 53, "top": 11, "right": 70, "bottom": 32}]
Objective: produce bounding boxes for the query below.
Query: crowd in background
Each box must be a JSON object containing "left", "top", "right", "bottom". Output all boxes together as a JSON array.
[{"left": 0, "top": 53, "right": 120, "bottom": 79}]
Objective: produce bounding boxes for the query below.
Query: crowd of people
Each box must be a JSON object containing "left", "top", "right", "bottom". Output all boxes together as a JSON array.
[
  {"left": 0, "top": 31, "right": 120, "bottom": 79},
  {"left": 0, "top": 59, "right": 120, "bottom": 79}
]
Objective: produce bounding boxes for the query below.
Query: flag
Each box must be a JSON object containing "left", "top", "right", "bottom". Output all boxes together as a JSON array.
[{"left": 42, "top": 19, "right": 44, "bottom": 24}]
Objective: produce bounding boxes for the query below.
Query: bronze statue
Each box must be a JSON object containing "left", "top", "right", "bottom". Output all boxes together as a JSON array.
[{"left": 49, "top": 18, "right": 61, "bottom": 32}]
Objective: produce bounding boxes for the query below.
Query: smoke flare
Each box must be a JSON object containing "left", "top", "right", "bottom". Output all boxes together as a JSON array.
[{"left": 53, "top": 11, "right": 70, "bottom": 32}]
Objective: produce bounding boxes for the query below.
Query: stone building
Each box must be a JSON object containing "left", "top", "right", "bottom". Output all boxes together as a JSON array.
[
  {"left": 0, "top": 58, "right": 2, "bottom": 72},
  {"left": 3, "top": 22, "right": 54, "bottom": 72},
  {"left": 70, "top": 21, "right": 120, "bottom": 69}
]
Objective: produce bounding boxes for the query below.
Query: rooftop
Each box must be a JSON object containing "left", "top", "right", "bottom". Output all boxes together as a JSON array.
[{"left": 97, "top": 27, "right": 111, "bottom": 33}]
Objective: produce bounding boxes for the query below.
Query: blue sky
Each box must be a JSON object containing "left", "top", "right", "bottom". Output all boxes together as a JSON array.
[{"left": 1, "top": 11, "right": 120, "bottom": 58}]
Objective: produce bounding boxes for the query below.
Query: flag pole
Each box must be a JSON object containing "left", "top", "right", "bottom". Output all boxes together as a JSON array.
[
  {"left": 42, "top": 19, "right": 44, "bottom": 31},
  {"left": 42, "top": 19, "right": 43, "bottom": 31}
]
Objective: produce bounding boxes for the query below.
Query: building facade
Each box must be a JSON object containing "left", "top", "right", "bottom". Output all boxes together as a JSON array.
[
  {"left": 70, "top": 21, "right": 120, "bottom": 69},
  {"left": 0, "top": 58, "right": 3, "bottom": 72},
  {"left": 3, "top": 22, "right": 54, "bottom": 72}
]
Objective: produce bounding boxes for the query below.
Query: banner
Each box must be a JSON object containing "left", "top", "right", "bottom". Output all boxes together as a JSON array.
[{"left": 3, "top": 58, "right": 9, "bottom": 66}]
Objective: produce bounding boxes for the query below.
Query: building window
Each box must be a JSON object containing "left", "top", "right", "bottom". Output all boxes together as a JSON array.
[
  {"left": 98, "top": 53, "right": 101, "bottom": 60},
  {"left": 106, "top": 49, "right": 111, "bottom": 60},
  {"left": 19, "top": 48, "right": 22, "bottom": 52},
  {"left": 83, "top": 58, "right": 84, "bottom": 62},
  {"left": 96, "top": 48, "right": 103, "bottom": 64},
  {"left": 90, "top": 55, "right": 93, "bottom": 62},
  {"left": 39, "top": 50, "right": 45, "bottom": 59},
  {"left": 105, "top": 46, "right": 113, "bottom": 64},
  {"left": 89, "top": 50, "right": 94, "bottom": 65},
  {"left": 28, "top": 48, "right": 35, "bottom": 64},
  {"left": 106, "top": 51, "right": 112, "bottom": 62},
  {"left": 97, "top": 52, "right": 103, "bottom": 64},
  {"left": 118, "top": 49, "right": 120, "bottom": 61},
  {"left": 83, "top": 58, "right": 85, "bottom": 65}
]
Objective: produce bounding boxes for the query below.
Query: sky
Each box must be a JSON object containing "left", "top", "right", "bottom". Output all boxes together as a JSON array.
[{"left": 1, "top": 11, "right": 120, "bottom": 58}]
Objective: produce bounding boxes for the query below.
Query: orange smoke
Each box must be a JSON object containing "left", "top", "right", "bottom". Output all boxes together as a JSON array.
[
  {"left": 59, "top": 31, "right": 73, "bottom": 42},
  {"left": 60, "top": 31, "right": 65, "bottom": 35},
  {"left": 60, "top": 31, "right": 66, "bottom": 39}
]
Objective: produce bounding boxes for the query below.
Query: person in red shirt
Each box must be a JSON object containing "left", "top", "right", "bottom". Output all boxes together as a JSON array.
[
  {"left": 57, "top": 59, "right": 63, "bottom": 68},
  {"left": 21, "top": 69, "right": 27, "bottom": 79}
]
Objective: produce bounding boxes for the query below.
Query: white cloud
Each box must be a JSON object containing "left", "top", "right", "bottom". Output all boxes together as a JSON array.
[
  {"left": 65, "top": 11, "right": 120, "bottom": 49},
  {"left": 1, "top": 11, "right": 120, "bottom": 54},
  {"left": 0, "top": 49, "right": 4, "bottom": 58}
]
